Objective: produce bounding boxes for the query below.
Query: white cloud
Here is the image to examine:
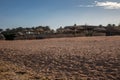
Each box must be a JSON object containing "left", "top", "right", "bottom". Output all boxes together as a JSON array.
[
  {"left": 95, "top": 1, "right": 120, "bottom": 9},
  {"left": 76, "top": 5, "right": 94, "bottom": 8},
  {"left": 76, "top": 1, "right": 120, "bottom": 9}
]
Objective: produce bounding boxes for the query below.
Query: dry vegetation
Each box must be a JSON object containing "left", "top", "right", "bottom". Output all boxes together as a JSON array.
[{"left": 0, "top": 36, "right": 120, "bottom": 80}]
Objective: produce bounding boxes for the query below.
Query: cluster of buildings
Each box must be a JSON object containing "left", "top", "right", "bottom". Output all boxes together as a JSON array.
[{"left": 0, "top": 24, "right": 120, "bottom": 40}]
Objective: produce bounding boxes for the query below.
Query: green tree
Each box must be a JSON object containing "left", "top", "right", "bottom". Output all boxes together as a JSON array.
[
  {"left": 112, "top": 24, "right": 116, "bottom": 27},
  {"left": 107, "top": 24, "right": 112, "bottom": 27},
  {"left": 16, "top": 27, "right": 23, "bottom": 31},
  {"left": 57, "top": 27, "right": 63, "bottom": 33},
  {"left": 2, "top": 28, "right": 16, "bottom": 40},
  {"left": 6, "top": 28, "right": 10, "bottom": 31},
  {"left": 118, "top": 23, "right": 120, "bottom": 27},
  {"left": 45, "top": 26, "right": 50, "bottom": 31},
  {"left": 99, "top": 24, "right": 103, "bottom": 27},
  {"left": 0, "top": 29, "right": 3, "bottom": 32},
  {"left": 74, "top": 24, "right": 77, "bottom": 26}
]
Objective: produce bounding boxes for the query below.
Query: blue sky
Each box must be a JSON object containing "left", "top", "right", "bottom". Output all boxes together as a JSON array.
[{"left": 0, "top": 0, "right": 120, "bottom": 29}]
